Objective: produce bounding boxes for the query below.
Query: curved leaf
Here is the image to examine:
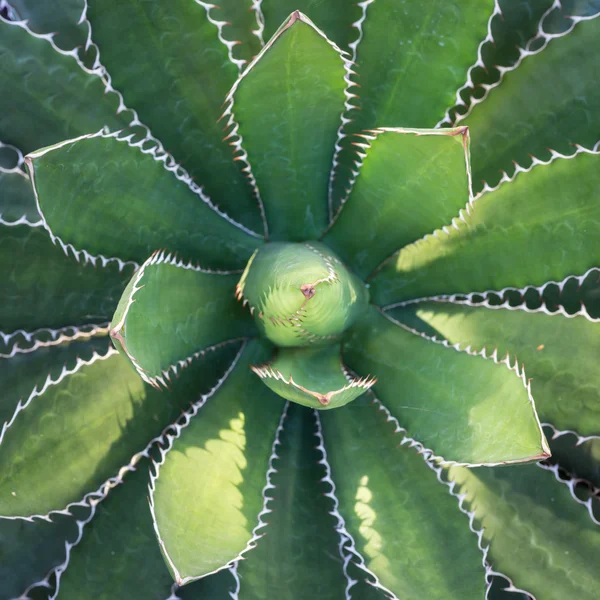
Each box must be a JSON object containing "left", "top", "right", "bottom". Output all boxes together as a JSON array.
[
  {"left": 27, "top": 132, "right": 263, "bottom": 269},
  {"left": 343, "top": 307, "right": 548, "bottom": 465},
  {"left": 110, "top": 250, "right": 256, "bottom": 385},
  {"left": 0, "top": 16, "right": 127, "bottom": 155},
  {"left": 252, "top": 344, "right": 375, "bottom": 409},
  {"left": 371, "top": 150, "right": 600, "bottom": 305},
  {"left": 227, "top": 11, "right": 348, "bottom": 240},
  {"left": 447, "top": 462, "right": 600, "bottom": 599},
  {"left": 0, "top": 170, "right": 38, "bottom": 223},
  {"left": 0, "top": 339, "right": 240, "bottom": 517},
  {"left": 391, "top": 301, "right": 600, "bottom": 438},
  {"left": 0, "top": 224, "right": 131, "bottom": 331},
  {"left": 260, "top": 0, "right": 361, "bottom": 49},
  {"left": 7, "top": 0, "right": 86, "bottom": 50},
  {"left": 85, "top": 0, "right": 263, "bottom": 232},
  {"left": 318, "top": 395, "right": 486, "bottom": 599},
  {"left": 326, "top": 127, "right": 471, "bottom": 278},
  {"left": 236, "top": 403, "right": 348, "bottom": 597},
  {"left": 464, "top": 12, "right": 600, "bottom": 190},
  {"left": 149, "top": 340, "right": 286, "bottom": 584}
]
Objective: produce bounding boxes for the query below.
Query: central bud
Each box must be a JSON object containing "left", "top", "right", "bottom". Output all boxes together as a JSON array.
[{"left": 236, "top": 242, "right": 369, "bottom": 347}]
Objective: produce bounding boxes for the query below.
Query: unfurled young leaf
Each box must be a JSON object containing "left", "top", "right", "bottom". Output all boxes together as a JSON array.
[{"left": 1, "top": 3, "right": 599, "bottom": 599}]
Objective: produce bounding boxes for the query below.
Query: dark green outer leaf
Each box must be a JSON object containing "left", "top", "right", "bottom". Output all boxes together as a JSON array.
[
  {"left": 27, "top": 132, "right": 263, "bottom": 269},
  {"left": 0, "top": 16, "right": 128, "bottom": 156},
  {"left": 236, "top": 403, "right": 348, "bottom": 598},
  {"left": 371, "top": 150, "right": 600, "bottom": 306},
  {"left": 7, "top": 0, "right": 86, "bottom": 51},
  {"left": 0, "top": 339, "right": 241, "bottom": 517},
  {"left": 446, "top": 462, "right": 600, "bottom": 599},
  {"left": 215, "top": 0, "right": 263, "bottom": 64},
  {"left": 228, "top": 12, "right": 348, "bottom": 240},
  {"left": 0, "top": 224, "right": 132, "bottom": 331},
  {"left": 0, "top": 170, "right": 39, "bottom": 223},
  {"left": 463, "top": 13, "right": 600, "bottom": 191},
  {"left": 318, "top": 395, "right": 486, "bottom": 599},
  {"left": 260, "top": 0, "right": 362, "bottom": 50},
  {"left": 85, "top": 0, "right": 264, "bottom": 233}
]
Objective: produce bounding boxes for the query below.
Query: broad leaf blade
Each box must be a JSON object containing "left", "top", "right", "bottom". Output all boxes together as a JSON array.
[
  {"left": 343, "top": 307, "right": 548, "bottom": 465},
  {"left": 372, "top": 151, "right": 600, "bottom": 305},
  {"left": 27, "top": 133, "right": 263, "bottom": 269},
  {"left": 236, "top": 403, "right": 348, "bottom": 597},
  {"left": 392, "top": 302, "right": 600, "bottom": 438},
  {"left": 465, "top": 13, "right": 600, "bottom": 190},
  {"left": 85, "top": 0, "right": 263, "bottom": 232},
  {"left": 447, "top": 462, "right": 600, "bottom": 599},
  {"left": 0, "top": 17, "right": 127, "bottom": 155},
  {"left": 0, "top": 339, "right": 240, "bottom": 517},
  {"left": 318, "top": 395, "right": 486, "bottom": 599},
  {"left": 0, "top": 224, "right": 131, "bottom": 331},
  {"left": 110, "top": 251, "right": 256, "bottom": 385},
  {"left": 228, "top": 12, "right": 348, "bottom": 240},
  {"left": 326, "top": 127, "right": 471, "bottom": 278},
  {"left": 149, "top": 340, "right": 286, "bottom": 583}
]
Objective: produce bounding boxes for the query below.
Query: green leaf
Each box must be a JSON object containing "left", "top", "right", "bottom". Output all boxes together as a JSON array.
[
  {"left": 0, "top": 224, "right": 132, "bottom": 331},
  {"left": 27, "top": 132, "right": 263, "bottom": 269},
  {"left": 252, "top": 345, "right": 375, "bottom": 409},
  {"left": 260, "top": 0, "right": 361, "bottom": 49},
  {"left": 318, "top": 394, "right": 486, "bottom": 599},
  {"left": 391, "top": 301, "right": 600, "bottom": 438},
  {"left": 464, "top": 12, "right": 600, "bottom": 190},
  {"left": 0, "top": 510, "right": 80, "bottom": 599},
  {"left": 0, "top": 170, "right": 39, "bottom": 223},
  {"left": 0, "top": 338, "right": 240, "bottom": 517},
  {"left": 110, "top": 250, "right": 256, "bottom": 385},
  {"left": 85, "top": 0, "right": 264, "bottom": 233},
  {"left": 371, "top": 150, "right": 600, "bottom": 306},
  {"left": 215, "top": 0, "right": 263, "bottom": 64},
  {"left": 149, "top": 340, "right": 287, "bottom": 584},
  {"left": 545, "top": 425, "right": 600, "bottom": 489},
  {"left": 0, "top": 17, "right": 127, "bottom": 156},
  {"left": 343, "top": 307, "right": 549, "bottom": 465},
  {"left": 0, "top": 327, "right": 109, "bottom": 429},
  {"left": 228, "top": 11, "right": 348, "bottom": 240},
  {"left": 325, "top": 127, "right": 471, "bottom": 279},
  {"left": 446, "top": 462, "right": 600, "bottom": 599},
  {"left": 7, "top": 0, "right": 86, "bottom": 51},
  {"left": 236, "top": 403, "right": 348, "bottom": 597},
  {"left": 55, "top": 453, "right": 238, "bottom": 600}
]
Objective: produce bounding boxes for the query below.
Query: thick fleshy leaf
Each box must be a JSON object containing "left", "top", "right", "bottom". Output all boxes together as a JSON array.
[
  {"left": 110, "top": 250, "right": 255, "bottom": 385},
  {"left": 0, "top": 329, "right": 108, "bottom": 428},
  {"left": 464, "top": 12, "right": 600, "bottom": 190},
  {"left": 391, "top": 302, "right": 600, "bottom": 438},
  {"left": 236, "top": 403, "right": 347, "bottom": 597},
  {"left": 545, "top": 427, "right": 600, "bottom": 489},
  {"left": 0, "top": 170, "right": 39, "bottom": 223},
  {"left": 319, "top": 395, "right": 486, "bottom": 599},
  {"left": 27, "top": 132, "right": 263, "bottom": 269},
  {"left": 56, "top": 454, "right": 237, "bottom": 600},
  {"left": 215, "top": 0, "right": 263, "bottom": 64},
  {"left": 0, "top": 509, "right": 79, "bottom": 599},
  {"left": 260, "top": 0, "right": 361, "bottom": 49},
  {"left": 7, "top": 0, "right": 86, "bottom": 50},
  {"left": 447, "top": 462, "right": 600, "bottom": 599},
  {"left": 252, "top": 345, "right": 375, "bottom": 409},
  {"left": 227, "top": 11, "right": 348, "bottom": 240},
  {"left": 343, "top": 307, "right": 548, "bottom": 465},
  {"left": 326, "top": 127, "right": 471, "bottom": 278},
  {"left": 85, "top": 0, "right": 263, "bottom": 233},
  {"left": 371, "top": 151, "right": 600, "bottom": 305},
  {"left": 0, "top": 339, "right": 240, "bottom": 517},
  {"left": 149, "top": 340, "right": 286, "bottom": 584},
  {"left": 0, "top": 224, "right": 132, "bottom": 331},
  {"left": 0, "top": 16, "right": 127, "bottom": 155}
]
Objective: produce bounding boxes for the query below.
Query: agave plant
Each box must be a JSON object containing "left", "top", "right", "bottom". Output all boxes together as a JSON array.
[{"left": 1, "top": 0, "right": 599, "bottom": 598}]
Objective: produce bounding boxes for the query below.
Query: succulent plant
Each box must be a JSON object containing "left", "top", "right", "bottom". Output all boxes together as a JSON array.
[{"left": 1, "top": 0, "right": 599, "bottom": 598}]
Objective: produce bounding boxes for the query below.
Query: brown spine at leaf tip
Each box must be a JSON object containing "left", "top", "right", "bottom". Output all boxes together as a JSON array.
[{"left": 300, "top": 284, "right": 316, "bottom": 299}]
